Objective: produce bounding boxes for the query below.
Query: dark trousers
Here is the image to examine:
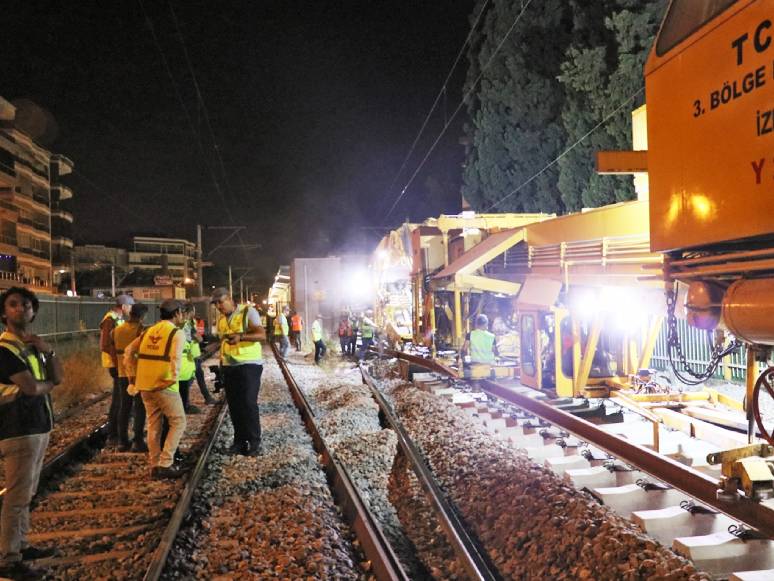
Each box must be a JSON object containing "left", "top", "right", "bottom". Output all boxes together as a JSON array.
[
  {"left": 314, "top": 339, "right": 327, "bottom": 363},
  {"left": 223, "top": 364, "right": 263, "bottom": 449},
  {"left": 117, "top": 377, "right": 146, "bottom": 444},
  {"left": 194, "top": 359, "right": 214, "bottom": 402},
  {"left": 359, "top": 337, "right": 373, "bottom": 361},
  {"left": 106, "top": 367, "right": 121, "bottom": 438},
  {"left": 279, "top": 335, "right": 290, "bottom": 359},
  {"left": 290, "top": 330, "right": 302, "bottom": 350},
  {"left": 339, "top": 337, "right": 348, "bottom": 354},
  {"left": 348, "top": 336, "right": 357, "bottom": 355},
  {"left": 179, "top": 378, "right": 192, "bottom": 411}
]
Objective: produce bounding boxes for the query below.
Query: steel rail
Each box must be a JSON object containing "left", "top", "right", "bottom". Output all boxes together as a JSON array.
[
  {"left": 360, "top": 365, "right": 501, "bottom": 581},
  {"left": 481, "top": 379, "right": 774, "bottom": 538},
  {"left": 271, "top": 343, "right": 409, "bottom": 581},
  {"left": 384, "top": 349, "right": 459, "bottom": 378},
  {"left": 144, "top": 400, "right": 229, "bottom": 581},
  {"left": 381, "top": 353, "right": 774, "bottom": 537}
]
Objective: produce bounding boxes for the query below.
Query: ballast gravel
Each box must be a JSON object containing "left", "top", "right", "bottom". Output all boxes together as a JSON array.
[
  {"left": 286, "top": 353, "right": 459, "bottom": 579},
  {"left": 378, "top": 374, "right": 712, "bottom": 581},
  {"left": 164, "top": 357, "right": 365, "bottom": 580}
]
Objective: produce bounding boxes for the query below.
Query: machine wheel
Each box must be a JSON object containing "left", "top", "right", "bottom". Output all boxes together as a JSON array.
[{"left": 752, "top": 366, "right": 774, "bottom": 445}]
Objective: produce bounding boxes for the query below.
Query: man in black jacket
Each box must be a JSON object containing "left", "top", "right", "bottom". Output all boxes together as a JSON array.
[{"left": 0, "top": 287, "right": 63, "bottom": 579}]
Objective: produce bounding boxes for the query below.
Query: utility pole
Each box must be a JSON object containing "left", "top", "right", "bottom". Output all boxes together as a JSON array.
[
  {"left": 228, "top": 265, "right": 233, "bottom": 298},
  {"left": 196, "top": 224, "right": 204, "bottom": 297},
  {"left": 111, "top": 263, "right": 116, "bottom": 297},
  {"left": 239, "top": 278, "right": 244, "bottom": 303}
]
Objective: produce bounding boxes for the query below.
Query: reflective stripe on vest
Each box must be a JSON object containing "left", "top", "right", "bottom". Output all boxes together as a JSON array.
[
  {"left": 135, "top": 321, "right": 179, "bottom": 391},
  {"left": 470, "top": 329, "right": 496, "bottom": 364},
  {"left": 217, "top": 305, "right": 262, "bottom": 364},
  {"left": 0, "top": 332, "right": 48, "bottom": 411}
]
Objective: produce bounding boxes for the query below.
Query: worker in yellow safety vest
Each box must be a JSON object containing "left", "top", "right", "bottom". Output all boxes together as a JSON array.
[
  {"left": 212, "top": 287, "right": 265, "bottom": 456},
  {"left": 111, "top": 302, "right": 148, "bottom": 452},
  {"left": 461, "top": 314, "right": 498, "bottom": 365},
  {"left": 124, "top": 299, "right": 187, "bottom": 479},
  {"left": 311, "top": 313, "right": 326, "bottom": 364},
  {"left": 358, "top": 309, "right": 376, "bottom": 361},
  {"left": 100, "top": 294, "right": 134, "bottom": 443},
  {"left": 0, "top": 287, "right": 63, "bottom": 579}
]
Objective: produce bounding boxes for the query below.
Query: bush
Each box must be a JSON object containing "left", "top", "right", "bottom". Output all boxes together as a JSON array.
[{"left": 52, "top": 336, "right": 112, "bottom": 414}]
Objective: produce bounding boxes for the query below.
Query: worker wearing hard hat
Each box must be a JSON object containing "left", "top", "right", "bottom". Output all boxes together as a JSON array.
[{"left": 461, "top": 314, "right": 498, "bottom": 364}]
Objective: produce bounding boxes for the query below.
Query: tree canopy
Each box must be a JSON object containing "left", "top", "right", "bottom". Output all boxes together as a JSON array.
[{"left": 462, "top": 0, "right": 667, "bottom": 214}]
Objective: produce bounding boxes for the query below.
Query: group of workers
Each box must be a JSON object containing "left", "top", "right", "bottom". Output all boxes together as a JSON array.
[
  {"left": 0, "top": 286, "right": 265, "bottom": 578},
  {"left": 269, "top": 306, "right": 378, "bottom": 364},
  {"left": 338, "top": 309, "right": 376, "bottom": 360}
]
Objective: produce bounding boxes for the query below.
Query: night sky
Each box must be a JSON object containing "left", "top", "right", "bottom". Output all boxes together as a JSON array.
[{"left": 1, "top": 1, "right": 473, "bottom": 290}]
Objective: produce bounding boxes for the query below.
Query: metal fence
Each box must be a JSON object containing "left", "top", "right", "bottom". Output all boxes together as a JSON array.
[
  {"left": 652, "top": 318, "right": 749, "bottom": 382},
  {"left": 31, "top": 296, "right": 161, "bottom": 343}
]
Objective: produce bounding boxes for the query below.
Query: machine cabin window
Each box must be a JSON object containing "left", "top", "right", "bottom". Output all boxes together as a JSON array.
[
  {"left": 656, "top": 0, "right": 738, "bottom": 56},
  {"left": 521, "top": 314, "right": 536, "bottom": 378}
]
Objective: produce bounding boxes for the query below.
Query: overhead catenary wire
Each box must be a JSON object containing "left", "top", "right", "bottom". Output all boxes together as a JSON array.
[
  {"left": 381, "top": 0, "right": 491, "bottom": 216},
  {"left": 137, "top": 0, "right": 253, "bottom": 279},
  {"left": 483, "top": 86, "right": 645, "bottom": 212},
  {"left": 167, "top": 1, "right": 252, "bottom": 266},
  {"left": 383, "top": 0, "right": 534, "bottom": 224}
]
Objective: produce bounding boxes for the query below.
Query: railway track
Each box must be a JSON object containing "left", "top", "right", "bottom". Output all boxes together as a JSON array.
[
  {"left": 376, "top": 352, "right": 774, "bottom": 580},
  {"left": 18, "top": 372, "right": 226, "bottom": 580},
  {"left": 0, "top": 391, "right": 111, "bottom": 499}
]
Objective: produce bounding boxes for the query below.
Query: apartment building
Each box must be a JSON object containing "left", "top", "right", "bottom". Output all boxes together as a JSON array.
[
  {"left": 0, "top": 96, "right": 76, "bottom": 293},
  {"left": 129, "top": 236, "right": 197, "bottom": 286}
]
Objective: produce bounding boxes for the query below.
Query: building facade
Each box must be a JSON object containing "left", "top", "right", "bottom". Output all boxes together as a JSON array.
[
  {"left": 129, "top": 236, "right": 197, "bottom": 286},
  {"left": 0, "top": 96, "right": 75, "bottom": 294}
]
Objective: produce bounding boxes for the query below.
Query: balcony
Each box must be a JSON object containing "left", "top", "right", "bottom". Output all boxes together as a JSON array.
[
  {"left": 52, "top": 185, "right": 73, "bottom": 201},
  {"left": 17, "top": 216, "right": 50, "bottom": 234},
  {"left": 18, "top": 246, "right": 50, "bottom": 260},
  {"left": 51, "top": 154, "right": 74, "bottom": 177},
  {"left": 32, "top": 191, "right": 49, "bottom": 206},
  {"left": 0, "top": 271, "right": 49, "bottom": 290},
  {"left": 52, "top": 208, "right": 73, "bottom": 222},
  {"left": 0, "top": 234, "right": 17, "bottom": 247}
]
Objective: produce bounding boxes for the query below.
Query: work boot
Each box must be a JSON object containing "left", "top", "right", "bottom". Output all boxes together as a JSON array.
[
  {"left": 0, "top": 560, "right": 48, "bottom": 579},
  {"left": 185, "top": 404, "right": 202, "bottom": 415},
  {"left": 21, "top": 546, "right": 59, "bottom": 560},
  {"left": 226, "top": 442, "right": 244, "bottom": 455},
  {"left": 150, "top": 465, "right": 185, "bottom": 480},
  {"left": 242, "top": 441, "right": 261, "bottom": 457},
  {"left": 131, "top": 440, "right": 148, "bottom": 453}
]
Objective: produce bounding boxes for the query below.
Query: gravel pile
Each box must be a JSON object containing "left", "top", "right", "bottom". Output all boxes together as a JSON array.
[
  {"left": 164, "top": 358, "right": 365, "bottom": 580},
  {"left": 286, "top": 354, "right": 453, "bottom": 579},
  {"left": 382, "top": 379, "right": 712, "bottom": 581}
]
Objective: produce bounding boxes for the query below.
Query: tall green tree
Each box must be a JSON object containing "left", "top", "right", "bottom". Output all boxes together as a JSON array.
[
  {"left": 462, "top": 0, "right": 574, "bottom": 213},
  {"left": 557, "top": 0, "right": 667, "bottom": 210},
  {"left": 463, "top": 0, "right": 668, "bottom": 214}
]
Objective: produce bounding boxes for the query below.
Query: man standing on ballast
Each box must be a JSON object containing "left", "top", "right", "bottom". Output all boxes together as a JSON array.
[{"left": 211, "top": 288, "right": 265, "bottom": 456}]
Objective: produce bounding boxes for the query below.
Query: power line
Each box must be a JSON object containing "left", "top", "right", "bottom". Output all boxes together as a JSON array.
[
  {"left": 167, "top": 1, "right": 252, "bottom": 265},
  {"left": 383, "top": 0, "right": 534, "bottom": 224},
  {"left": 137, "top": 0, "right": 253, "bottom": 268},
  {"left": 483, "top": 86, "right": 644, "bottom": 212},
  {"left": 381, "top": 0, "right": 491, "bottom": 214}
]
